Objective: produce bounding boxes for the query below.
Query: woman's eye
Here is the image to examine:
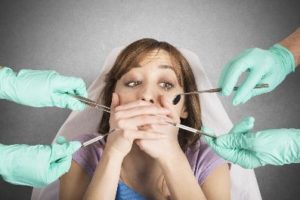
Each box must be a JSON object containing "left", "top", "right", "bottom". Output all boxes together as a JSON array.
[
  {"left": 159, "top": 82, "right": 174, "bottom": 90},
  {"left": 125, "top": 80, "right": 141, "bottom": 87}
]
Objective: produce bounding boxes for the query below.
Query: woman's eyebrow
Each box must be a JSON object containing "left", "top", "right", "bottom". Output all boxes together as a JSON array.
[
  {"left": 136, "top": 64, "right": 176, "bottom": 73},
  {"left": 158, "top": 64, "right": 175, "bottom": 72}
]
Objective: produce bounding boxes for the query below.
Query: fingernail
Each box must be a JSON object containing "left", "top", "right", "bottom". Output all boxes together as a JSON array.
[
  {"left": 71, "top": 141, "right": 82, "bottom": 151},
  {"left": 56, "top": 136, "right": 67, "bottom": 144},
  {"left": 77, "top": 103, "right": 86, "bottom": 111},
  {"left": 222, "top": 89, "right": 230, "bottom": 96},
  {"left": 246, "top": 116, "right": 255, "bottom": 125},
  {"left": 233, "top": 99, "right": 240, "bottom": 106}
]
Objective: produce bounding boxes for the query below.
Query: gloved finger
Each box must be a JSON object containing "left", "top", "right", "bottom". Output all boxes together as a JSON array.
[
  {"left": 218, "top": 63, "right": 230, "bottom": 96},
  {"left": 240, "top": 93, "right": 252, "bottom": 105},
  {"left": 52, "top": 93, "right": 86, "bottom": 111},
  {"left": 65, "top": 141, "right": 81, "bottom": 155},
  {"left": 218, "top": 54, "right": 245, "bottom": 95},
  {"left": 205, "top": 117, "right": 254, "bottom": 149},
  {"left": 50, "top": 141, "right": 81, "bottom": 162},
  {"left": 205, "top": 136, "right": 242, "bottom": 161},
  {"left": 55, "top": 136, "right": 67, "bottom": 144},
  {"left": 201, "top": 126, "right": 215, "bottom": 135},
  {"left": 218, "top": 62, "right": 242, "bottom": 96},
  {"left": 48, "top": 155, "right": 72, "bottom": 183},
  {"left": 240, "top": 89, "right": 267, "bottom": 104},
  {"left": 251, "top": 77, "right": 274, "bottom": 96},
  {"left": 232, "top": 69, "right": 264, "bottom": 105},
  {"left": 240, "top": 78, "right": 273, "bottom": 104},
  {"left": 220, "top": 54, "right": 251, "bottom": 96},
  {"left": 229, "top": 149, "right": 262, "bottom": 169},
  {"left": 216, "top": 130, "right": 257, "bottom": 150},
  {"left": 71, "top": 79, "right": 88, "bottom": 97},
  {"left": 53, "top": 75, "right": 88, "bottom": 109},
  {"left": 55, "top": 136, "right": 81, "bottom": 151},
  {"left": 249, "top": 88, "right": 269, "bottom": 99},
  {"left": 53, "top": 75, "right": 87, "bottom": 96},
  {"left": 230, "top": 116, "right": 255, "bottom": 135},
  {"left": 205, "top": 135, "right": 260, "bottom": 168},
  {"left": 204, "top": 135, "right": 216, "bottom": 147},
  {"left": 201, "top": 126, "right": 216, "bottom": 138}
]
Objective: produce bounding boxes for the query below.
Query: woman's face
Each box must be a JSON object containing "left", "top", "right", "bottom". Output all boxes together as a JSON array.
[{"left": 115, "top": 49, "right": 187, "bottom": 118}]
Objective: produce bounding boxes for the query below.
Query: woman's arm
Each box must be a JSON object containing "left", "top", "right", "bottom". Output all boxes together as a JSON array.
[
  {"left": 83, "top": 150, "right": 124, "bottom": 200},
  {"left": 158, "top": 148, "right": 230, "bottom": 200},
  {"left": 201, "top": 164, "right": 231, "bottom": 200},
  {"left": 159, "top": 151, "right": 230, "bottom": 200},
  {"left": 59, "top": 161, "right": 91, "bottom": 200},
  {"left": 136, "top": 96, "right": 230, "bottom": 199},
  {"left": 158, "top": 149, "right": 207, "bottom": 200}
]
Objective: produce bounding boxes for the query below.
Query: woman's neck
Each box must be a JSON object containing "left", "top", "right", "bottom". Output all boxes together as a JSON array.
[
  {"left": 122, "top": 143, "right": 158, "bottom": 175},
  {"left": 121, "top": 143, "right": 162, "bottom": 189},
  {"left": 120, "top": 143, "right": 171, "bottom": 199}
]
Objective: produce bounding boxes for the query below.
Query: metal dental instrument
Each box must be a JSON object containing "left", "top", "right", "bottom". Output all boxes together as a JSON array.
[
  {"left": 169, "top": 123, "right": 216, "bottom": 139},
  {"left": 82, "top": 129, "right": 118, "bottom": 147},
  {"left": 81, "top": 124, "right": 215, "bottom": 147},
  {"left": 68, "top": 94, "right": 111, "bottom": 113},
  {"left": 172, "top": 83, "right": 269, "bottom": 105},
  {"left": 70, "top": 94, "right": 216, "bottom": 139}
]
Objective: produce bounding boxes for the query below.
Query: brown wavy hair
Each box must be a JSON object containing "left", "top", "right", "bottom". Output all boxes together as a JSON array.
[{"left": 98, "top": 38, "right": 201, "bottom": 152}]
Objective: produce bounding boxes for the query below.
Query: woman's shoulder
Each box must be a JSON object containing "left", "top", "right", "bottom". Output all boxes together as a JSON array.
[
  {"left": 185, "top": 137, "right": 227, "bottom": 185},
  {"left": 71, "top": 133, "right": 106, "bottom": 177},
  {"left": 185, "top": 137, "right": 211, "bottom": 157}
]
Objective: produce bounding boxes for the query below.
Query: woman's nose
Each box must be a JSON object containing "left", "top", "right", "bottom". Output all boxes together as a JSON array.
[
  {"left": 141, "top": 98, "right": 154, "bottom": 103},
  {"left": 139, "top": 86, "right": 156, "bottom": 104}
]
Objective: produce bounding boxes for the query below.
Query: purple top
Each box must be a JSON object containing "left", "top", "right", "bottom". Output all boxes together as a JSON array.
[{"left": 73, "top": 133, "right": 226, "bottom": 185}]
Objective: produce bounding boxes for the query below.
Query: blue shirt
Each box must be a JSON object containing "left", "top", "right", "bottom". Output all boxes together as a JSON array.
[{"left": 116, "top": 181, "right": 146, "bottom": 200}]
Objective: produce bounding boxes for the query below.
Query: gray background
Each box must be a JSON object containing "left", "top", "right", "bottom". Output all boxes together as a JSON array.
[{"left": 0, "top": 0, "right": 299, "bottom": 199}]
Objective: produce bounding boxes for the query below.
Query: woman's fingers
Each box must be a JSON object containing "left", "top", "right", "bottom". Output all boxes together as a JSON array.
[
  {"left": 119, "top": 129, "right": 167, "bottom": 140},
  {"left": 139, "top": 121, "right": 179, "bottom": 137},
  {"left": 114, "top": 100, "right": 152, "bottom": 111},
  {"left": 110, "top": 93, "right": 120, "bottom": 110},
  {"left": 160, "top": 95, "right": 180, "bottom": 123},
  {"left": 115, "top": 114, "right": 169, "bottom": 129},
  {"left": 110, "top": 96, "right": 173, "bottom": 131},
  {"left": 114, "top": 104, "right": 170, "bottom": 120}
]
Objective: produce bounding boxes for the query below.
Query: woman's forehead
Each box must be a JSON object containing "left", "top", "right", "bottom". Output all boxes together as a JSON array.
[
  {"left": 138, "top": 49, "right": 170, "bottom": 65},
  {"left": 117, "top": 48, "right": 184, "bottom": 85}
]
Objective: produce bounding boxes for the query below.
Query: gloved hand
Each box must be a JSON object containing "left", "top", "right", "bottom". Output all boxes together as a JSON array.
[
  {"left": 0, "top": 67, "right": 87, "bottom": 110},
  {"left": 0, "top": 136, "right": 81, "bottom": 187},
  {"left": 205, "top": 117, "right": 300, "bottom": 169},
  {"left": 219, "top": 44, "right": 295, "bottom": 105}
]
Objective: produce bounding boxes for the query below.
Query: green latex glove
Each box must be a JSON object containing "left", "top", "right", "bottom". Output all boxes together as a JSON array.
[
  {"left": 219, "top": 44, "right": 295, "bottom": 105},
  {"left": 0, "top": 136, "right": 81, "bottom": 187},
  {"left": 205, "top": 117, "right": 300, "bottom": 169},
  {"left": 0, "top": 67, "right": 87, "bottom": 110}
]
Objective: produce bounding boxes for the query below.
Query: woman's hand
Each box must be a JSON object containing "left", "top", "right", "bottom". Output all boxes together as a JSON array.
[
  {"left": 134, "top": 96, "right": 183, "bottom": 162},
  {"left": 104, "top": 93, "right": 171, "bottom": 158}
]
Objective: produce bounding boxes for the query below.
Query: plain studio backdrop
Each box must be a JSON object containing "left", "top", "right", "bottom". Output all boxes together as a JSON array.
[{"left": 0, "top": 0, "right": 299, "bottom": 199}]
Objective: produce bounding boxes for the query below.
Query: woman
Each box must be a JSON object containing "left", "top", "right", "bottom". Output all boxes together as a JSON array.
[{"left": 60, "top": 38, "right": 230, "bottom": 200}]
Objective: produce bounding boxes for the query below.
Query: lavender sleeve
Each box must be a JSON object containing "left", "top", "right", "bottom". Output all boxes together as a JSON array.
[
  {"left": 185, "top": 138, "right": 227, "bottom": 185},
  {"left": 72, "top": 134, "right": 104, "bottom": 177}
]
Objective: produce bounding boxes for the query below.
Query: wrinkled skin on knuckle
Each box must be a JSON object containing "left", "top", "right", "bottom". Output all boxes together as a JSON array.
[
  {"left": 116, "top": 119, "right": 126, "bottom": 128},
  {"left": 122, "top": 130, "right": 134, "bottom": 141},
  {"left": 113, "top": 112, "right": 122, "bottom": 120}
]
